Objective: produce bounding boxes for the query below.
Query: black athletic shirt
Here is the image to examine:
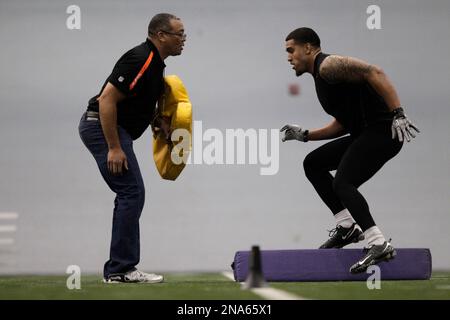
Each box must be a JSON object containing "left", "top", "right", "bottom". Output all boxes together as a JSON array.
[
  {"left": 313, "top": 52, "right": 393, "bottom": 136},
  {"left": 87, "top": 38, "right": 165, "bottom": 140}
]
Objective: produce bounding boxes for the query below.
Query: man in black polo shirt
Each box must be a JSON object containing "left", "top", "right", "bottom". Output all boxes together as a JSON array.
[
  {"left": 280, "top": 28, "right": 419, "bottom": 273},
  {"left": 78, "top": 13, "right": 186, "bottom": 283}
]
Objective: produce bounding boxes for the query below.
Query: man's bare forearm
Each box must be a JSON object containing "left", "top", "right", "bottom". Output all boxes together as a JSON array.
[
  {"left": 99, "top": 97, "right": 121, "bottom": 150},
  {"left": 308, "top": 119, "right": 346, "bottom": 141},
  {"left": 366, "top": 68, "right": 401, "bottom": 111}
]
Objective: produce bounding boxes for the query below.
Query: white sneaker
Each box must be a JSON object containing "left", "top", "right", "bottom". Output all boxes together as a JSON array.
[{"left": 103, "top": 269, "right": 164, "bottom": 284}]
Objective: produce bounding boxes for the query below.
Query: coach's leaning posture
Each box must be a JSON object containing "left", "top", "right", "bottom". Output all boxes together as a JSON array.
[
  {"left": 79, "top": 13, "right": 186, "bottom": 283},
  {"left": 280, "top": 28, "right": 419, "bottom": 273}
]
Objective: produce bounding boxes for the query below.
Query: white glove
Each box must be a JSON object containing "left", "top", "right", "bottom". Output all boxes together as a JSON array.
[
  {"left": 280, "top": 124, "right": 309, "bottom": 142},
  {"left": 391, "top": 107, "right": 420, "bottom": 142}
]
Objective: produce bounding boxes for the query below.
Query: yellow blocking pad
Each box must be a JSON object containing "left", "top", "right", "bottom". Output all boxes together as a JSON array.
[{"left": 153, "top": 75, "right": 192, "bottom": 180}]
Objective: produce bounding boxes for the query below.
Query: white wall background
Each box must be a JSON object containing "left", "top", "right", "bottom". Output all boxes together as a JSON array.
[{"left": 0, "top": 0, "right": 449, "bottom": 273}]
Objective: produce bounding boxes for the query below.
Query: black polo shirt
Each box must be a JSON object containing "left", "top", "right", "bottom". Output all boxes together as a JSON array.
[
  {"left": 313, "top": 52, "right": 393, "bottom": 136},
  {"left": 87, "top": 38, "right": 166, "bottom": 140}
]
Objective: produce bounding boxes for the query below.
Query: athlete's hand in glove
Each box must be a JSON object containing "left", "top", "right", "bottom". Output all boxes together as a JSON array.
[
  {"left": 391, "top": 107, "right": 420, "bottom": 142},
  {"left": 280, "top": 124, "right": 309, "bottom": 142}
]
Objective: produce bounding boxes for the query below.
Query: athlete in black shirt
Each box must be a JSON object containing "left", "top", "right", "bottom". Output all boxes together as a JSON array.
[
  {"left": 79, "top": 13, "right": 186, "bottom": 283},
  {"left": 280, "top": 28, "right": 419, "bottom": 273}
]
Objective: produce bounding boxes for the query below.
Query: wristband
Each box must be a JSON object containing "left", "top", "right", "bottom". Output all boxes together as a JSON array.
[
  {"left": 304, "top": 129, "right": 309, "bottom": 142},
  {"left": 391, "top": 107, "right": 405, "bottom": 118}
]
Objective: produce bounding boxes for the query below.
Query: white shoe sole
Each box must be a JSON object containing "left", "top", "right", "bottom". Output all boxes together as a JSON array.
[{"left": 102, "top": 277, "right": 164, "bottom": 284}]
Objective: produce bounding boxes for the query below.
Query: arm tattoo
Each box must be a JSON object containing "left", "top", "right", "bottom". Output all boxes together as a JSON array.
[{"left": 319, "top": 55, "right": 374, "bottom": 84}]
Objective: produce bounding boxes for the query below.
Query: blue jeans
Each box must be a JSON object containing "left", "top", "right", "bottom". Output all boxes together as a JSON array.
[{"left": 78, "top": 113, "right": 145, "bottom": 278}]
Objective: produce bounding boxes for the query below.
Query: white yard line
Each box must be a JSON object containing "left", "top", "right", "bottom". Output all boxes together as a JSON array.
[
  {"left": 221, "top": 271, "right": 307, "bottom": 300},
  {"left": 221, "top": 271, "right": 237, "bottom": 282},
  {"left": 251, "top": 287, "right": 306, "bottom": 300}
]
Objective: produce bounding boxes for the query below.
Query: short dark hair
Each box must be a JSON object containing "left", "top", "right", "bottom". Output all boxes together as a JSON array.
[
  {"left": 148, "top": 13, "right": 179, "bottom": 36},
  {"left": 285, "top": 27, "right": 321, "bottom": 48}
]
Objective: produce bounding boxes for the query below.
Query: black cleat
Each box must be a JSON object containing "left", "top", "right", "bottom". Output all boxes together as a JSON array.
[
  {"left": 349, "top": 240, "right": 396, "bottom": 274},
  {"left": 319, "top": 223, "right": 364, "bottom": 249}
]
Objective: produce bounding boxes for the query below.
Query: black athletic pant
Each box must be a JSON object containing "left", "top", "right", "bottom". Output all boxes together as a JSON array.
[{"left": 303, "top": 122, "right": 403, "bottom": 231}]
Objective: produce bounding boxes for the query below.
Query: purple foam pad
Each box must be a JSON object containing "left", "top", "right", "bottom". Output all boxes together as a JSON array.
[{"left": 232, "top": 249, "right": 432, "bottom": 282}]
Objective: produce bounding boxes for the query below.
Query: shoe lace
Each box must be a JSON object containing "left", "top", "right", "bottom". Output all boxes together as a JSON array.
[
  {"left": 127, "top": 270, "right": 146, "bottom": 281},
  {"left": 327, "top": 226, "right": 341, "bottom": 238}
]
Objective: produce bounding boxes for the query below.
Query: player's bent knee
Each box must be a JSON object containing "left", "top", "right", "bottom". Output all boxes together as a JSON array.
[{"left": 303, "top": 152, "right": 324, "bottom": 180}]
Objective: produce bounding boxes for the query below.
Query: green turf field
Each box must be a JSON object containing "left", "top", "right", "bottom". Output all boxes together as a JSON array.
[{"left": 0, "top": 272, "right": 449, "bottom": 300}]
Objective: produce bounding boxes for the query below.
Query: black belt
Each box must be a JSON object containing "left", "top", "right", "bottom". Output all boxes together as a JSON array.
[{"left": 86, "top": 111, "right": 99, "bottom": 120}]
